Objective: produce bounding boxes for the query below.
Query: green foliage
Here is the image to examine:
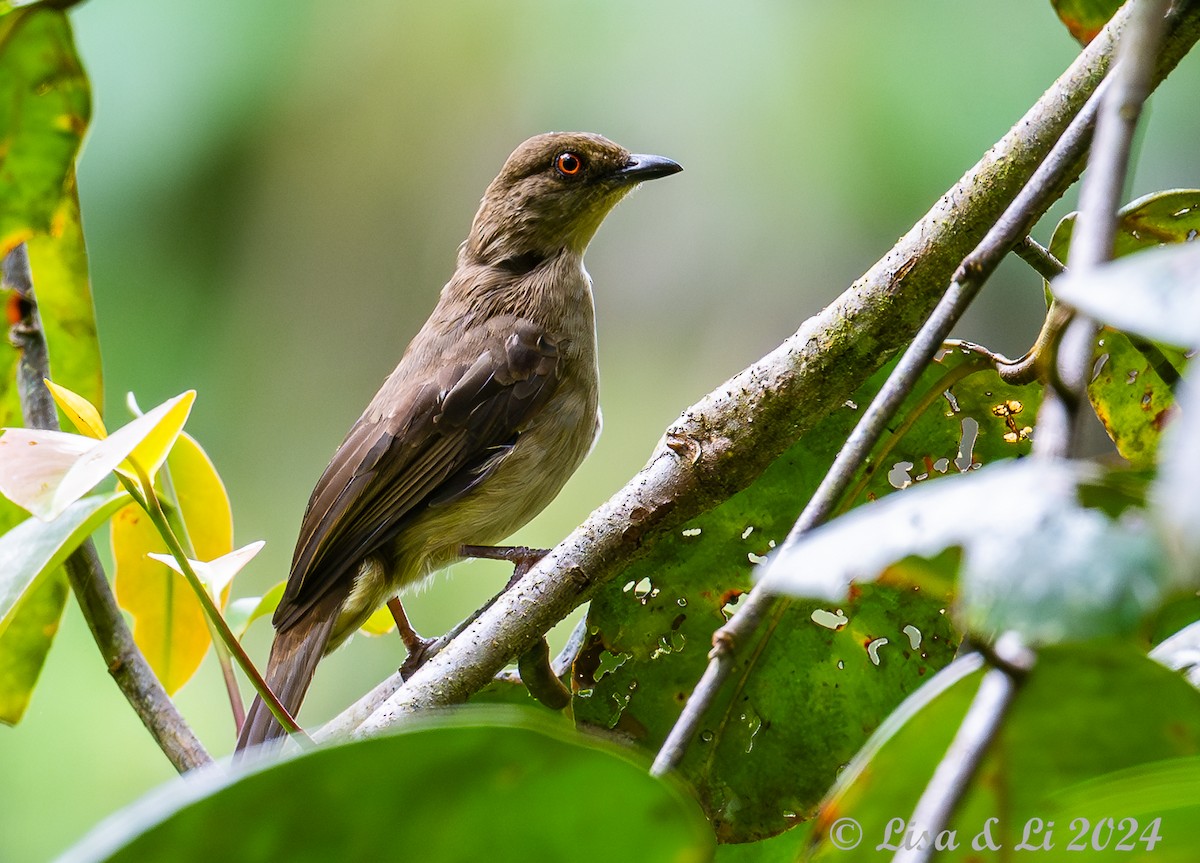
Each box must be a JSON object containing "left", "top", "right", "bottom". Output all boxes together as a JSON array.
[
  {"left": 0, "top": 491, "right": 127, "bottom": 723},
  {"left": 3, "top": 3, "right": 1200, "bottom": 861},
  {"left": 0, "top": 3, "right": 99, "bottom": 726},
  {"left": 809, "top": 645, "right": 1200, "bottom": 861},
  {"left": 1050, "top": 191, "right": 1200, "bottom": 466},
  {"left": 765, "top": 460, "right": 1176, "bottom": 645},
  {"left": 58, "top": 710, "right": 714, "bottom": 863},
  {"left": 576, "top": 348, "right": 1039, "bottom": 841}
]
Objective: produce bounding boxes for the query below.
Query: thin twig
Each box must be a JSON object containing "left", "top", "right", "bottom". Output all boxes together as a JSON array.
[
  {"left": 651, "top": 63, "right": 1112, "bottom": 779},
  {"left": 4, "top": 243, "right": 212, "bottom": 773},
  {"left": 1013, "top": 236, "right": 1066, "bottom": 283},
  {"left": 891, "top": 635, "right": 1036, "bottom": 863},
  {"left": 349, "top": 2, "right": 1200, "bottom": 742},
  {"left": 1036, "top": 0, "right": 1174, "bottom": 459}
]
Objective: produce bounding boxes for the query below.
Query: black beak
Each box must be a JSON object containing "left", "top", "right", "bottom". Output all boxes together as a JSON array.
[{"left": 616, "top": 153, "right": 683, "bottom": 183}]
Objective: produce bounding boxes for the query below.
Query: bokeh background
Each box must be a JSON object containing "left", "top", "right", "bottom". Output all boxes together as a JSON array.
[{"left": 4, "top": 1, "right": 1199, "bottom": 859}]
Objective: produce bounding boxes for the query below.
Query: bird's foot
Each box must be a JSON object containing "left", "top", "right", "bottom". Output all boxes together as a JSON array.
[
  {"left": 387, "top": 596, "right": 437, "bottom": 678},
  {"left": 458, "top": 544, "right": 549, "bottom": 588}
]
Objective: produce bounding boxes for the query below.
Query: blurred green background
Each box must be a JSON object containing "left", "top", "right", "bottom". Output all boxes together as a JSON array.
[{"left": 3, "top": 1, "right": 1199, "bottom": 859}]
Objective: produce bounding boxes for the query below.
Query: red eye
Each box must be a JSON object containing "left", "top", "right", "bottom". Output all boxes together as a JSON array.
[{"left": 554, "top": 152, "right": 583, "bottom": 177}]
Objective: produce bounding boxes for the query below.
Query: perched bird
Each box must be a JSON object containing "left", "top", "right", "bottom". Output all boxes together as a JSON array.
[{"left": 236, "top": 132, "right": 681, "bottom": 751}]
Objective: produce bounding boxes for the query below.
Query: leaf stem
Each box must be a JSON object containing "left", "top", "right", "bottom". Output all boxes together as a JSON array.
[
  {"left": 123, "top": 467, "right": 309, "bottom": 744},
  {"left": 154, "top": 461, "right": 246, "bottom": 733}
]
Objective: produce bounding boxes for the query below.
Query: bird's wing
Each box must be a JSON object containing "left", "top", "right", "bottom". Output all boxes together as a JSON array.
[{"left": 272, "top": 316, "right": 562, "bottom": 631}]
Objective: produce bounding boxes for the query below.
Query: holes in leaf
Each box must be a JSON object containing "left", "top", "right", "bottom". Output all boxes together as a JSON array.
[
  {"left": 955, "top": 417, "right": 979, "bottom": 470},
  {"left": 681, "top": 527, "right": 702, "bottom": 537},
  {"left": 623, "top": 576, "right": 658, "bottom": 604},
  {"left": 888, "top": 461, "right": 914, "bottom": 489},
  {"left": 742, "top": 710, "right": 763, "bottom": 754},
  {"left": 741, "top": 526, "right": 755, "bottom": 540},
  {"left": 903, "top": 624, "right": 922, "bottom": 649},
  {"left": 866, "top": 636, "right": 889, "bottom": 666},
  {"left": 811, "top": 608, "right": 849, "bottom": 630},
  {"left": 594, "top": 649, "right": 629, "bottom": 682},
  {"left": 721, "top": 591, "right": 745, "bottom": 620}
]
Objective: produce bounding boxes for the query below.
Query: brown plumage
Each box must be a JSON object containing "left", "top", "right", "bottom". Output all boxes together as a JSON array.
[{"left": 236, "top": 132, "right": 681, "bottom": 752}]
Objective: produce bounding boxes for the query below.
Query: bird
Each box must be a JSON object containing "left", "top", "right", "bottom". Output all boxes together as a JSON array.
[{"left": 236, "top": 132, "right": 682, "bottom": 751}]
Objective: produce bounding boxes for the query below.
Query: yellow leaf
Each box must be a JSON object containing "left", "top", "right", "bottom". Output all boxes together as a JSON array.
[
  {"left": 360, "top": 603, "right": 397, "bottom": 637},
  {"left": 112, "top": 432, "right": 233, "bottom": 694},
  {"left": 0, "top": 391, "right": 196, "bottom": 520},
  {"left": 44, "top": 379, "right": 106, "bottom": 438},
  {"left": 121, "top": 391, "right": 195, "bottom": 487}
]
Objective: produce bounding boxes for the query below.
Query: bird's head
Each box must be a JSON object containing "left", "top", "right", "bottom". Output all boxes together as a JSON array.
[{"left": 465, "top": 132, "right": 681, "bottom": 266}]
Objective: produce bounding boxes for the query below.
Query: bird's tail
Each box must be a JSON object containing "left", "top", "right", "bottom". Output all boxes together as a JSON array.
[{"left": 235, "top": 611, "right": 337, "bottom": 754}]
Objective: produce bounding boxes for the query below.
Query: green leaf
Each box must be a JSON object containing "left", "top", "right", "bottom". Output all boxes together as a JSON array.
[
  {"left": 0, "top": 490, "right": 128, "bottom": 722},
  {"left": 0, "top": 490, "right": 128, "bottom": 630},
  {"left": 1049, "top": 191, "right": 1200, "bottom": 464},
  {"left": 762, "top": 460, "right": 1175, "bottom": 645},
  {"left": 28, "top": 193, "right": 103, "bottom": 413},
  {"left": 0, "top": 7, "right": 90, "bottom": 253},
  {"left": 809, "top": 644, "right": 1200, "bottom": 861},
  {"left": 1049, "top": 191, "right": 1200, "bottom": 265},
  {"left": 1042, "top": 756, "right": 1200, "bottom": 860},
  {"left": 1054, "top": 242, "right": 1200, "bottom": 350},
  {"left": 226, "top": 580, "right": 285, "bottom": 640},
  {"left": 1050, "top": 0, "right": 1121, "bottom": 45},
  {"left": 1087, "top": 330, "right": 1185, "bottom": 468},
  {"left": 0, "top": 568, "right": 67, "bottom": 725},
  {"left": 58, "top": 710, "right": 714, "bottom": 863},
  {"left": 574, "top": 345, "right": 1036, "bottom": 841},
  {"left": 0, "top": 8, "right": 98, "bottom": 724}
]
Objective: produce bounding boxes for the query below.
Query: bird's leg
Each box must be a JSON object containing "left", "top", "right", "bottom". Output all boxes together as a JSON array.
[
  {"left": 458, "top": 544, "right": 549, "bottom": 589},
  {"left": 457, "top": 543, "right": 570, "bottom": 710},
  {"left": 388, "top": 596, "right": 436, "bottom": 679}
]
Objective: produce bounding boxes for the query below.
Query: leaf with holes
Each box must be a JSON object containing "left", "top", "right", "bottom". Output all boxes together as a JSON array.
[
  {"left": 1088, "top": 329, "right": 1186, "bottom": 468},
  {"left": 573, "top": 350, "right": 1013, "bottom": 841},
  {"left": 1049, "top": 190, "right": 1200, "bottom": 464},
  {"left": 842, "top": 343, "right": 1040, "bottom": 508},
  {"left": 808, "top": 645, "right": 1200, "bottom": 862},
  {"left": 762, "top": 459, "right": 1176, "bottom": 646}
]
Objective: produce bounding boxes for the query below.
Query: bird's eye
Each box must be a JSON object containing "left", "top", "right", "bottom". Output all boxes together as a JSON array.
[{"left": 554, "top": 152, "right": 584, "bottom": 177}]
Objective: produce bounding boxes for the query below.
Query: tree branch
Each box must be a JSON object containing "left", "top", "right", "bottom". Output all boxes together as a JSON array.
[
  {"left": 1036, "top": 0, "right": 1175, "bottom": 459},
  {"left": 653, "top": 54, "right": 1112, "bottom": 779},
  {"left": 349, "top": 0, "right": 1200, "bottom": 740},
  {"left": 4, "top": 243, "right": 212, "bottom": 774},
  {"left": 891, "top": 635, "right": 1036, "bottom": 863}
]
